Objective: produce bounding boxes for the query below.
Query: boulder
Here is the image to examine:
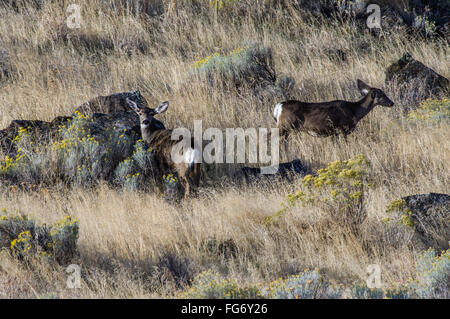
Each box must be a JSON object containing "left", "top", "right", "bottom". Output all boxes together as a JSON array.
[
  {"left": 385, "top": 52, "right": 449, "bottom": 108},
  {"left": 73, "top": 90, "right": 149, "bottom": 115},
  {"left": 402, "top": 193, "right": 449, "bottom": 251},
  {"left": 0, "top": 117, "right": 71, "bottom": 156},
  {"left": 72, "top": 91, "right": 167, "bottom": 135},
  {"left": 235, "top": 159, "right": 314, "bottom": 185}
]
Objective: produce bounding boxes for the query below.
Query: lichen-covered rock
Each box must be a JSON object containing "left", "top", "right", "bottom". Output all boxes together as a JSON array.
[
  {"left": 0, "top": 117, "right": 72, "bottom": 156},
  {"left": 394, "top": 193, "right": 449, "bottom": 251},
  {"left": 73, "top": 90, "right": 149, "bottom": 115},
  {"left": 385, "top": 53, "right": 449, "bottom": 108}
]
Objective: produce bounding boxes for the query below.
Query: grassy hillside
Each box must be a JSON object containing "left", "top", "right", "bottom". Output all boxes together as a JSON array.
[{"left": 0, "top": 0, "right": 448, "bottom": 298}]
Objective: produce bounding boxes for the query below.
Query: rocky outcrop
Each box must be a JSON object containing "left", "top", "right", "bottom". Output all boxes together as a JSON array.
[
  {"left": 402, "top": 193, "right": 449, "bottom": 251},
  {"left": 385, "top": 52, "right": 449, "bottom": 108},
  {"left": 0, "top": 116, "right": 71, "bottom": 156},
  {"left": 73, "top": 90, "right": 149, "bottom": 115}
]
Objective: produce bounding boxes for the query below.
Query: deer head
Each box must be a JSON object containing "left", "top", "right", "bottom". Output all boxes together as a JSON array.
[
  {"left": 357, "top": 79, "right": 394, "bottom": 107},
  {"left": 126, "top": 98, "right": 169, "bottom": 129}
]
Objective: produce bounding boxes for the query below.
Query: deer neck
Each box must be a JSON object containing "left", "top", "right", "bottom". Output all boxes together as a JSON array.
[
  {"left": 351, "top": 93, "right": 376, "bottom": 122},
  {"left": 140, "top": 120, "right": 163, "bottom": 142}
]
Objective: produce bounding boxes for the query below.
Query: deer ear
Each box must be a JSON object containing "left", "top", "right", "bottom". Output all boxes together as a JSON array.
[
  {"left": 357, "top": 79, "right": 370, "bottom": 95},
  {"left": 154, "top": 101, "right": 169, "bottom": 114},
  {"left": 126, "top": 98, "right": 140, "bottom": 112}
]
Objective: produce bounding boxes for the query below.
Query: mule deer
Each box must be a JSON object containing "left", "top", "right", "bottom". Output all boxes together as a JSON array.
[
  {"left": 273, "top": 79, "right": 394, "bottom": 142},
  {"left": 126, "top": 99, "right": 201, "bottom": 199}
]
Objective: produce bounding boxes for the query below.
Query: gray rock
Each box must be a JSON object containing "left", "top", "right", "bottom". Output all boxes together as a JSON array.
[
  {"left": 73, "top": 90, "right": 149, "bottom": 115},
  {"left": 235, "top": 158, "right": 314, "bottom": 185},
  {"left": 0, "top": 117, "right": 71, "bottom": 156},
  {"left": 403, "top": 193, "right": 449, "bottom": 251},
  {"left": 385, "top": 52, "right": 449, "bottom": 108}
]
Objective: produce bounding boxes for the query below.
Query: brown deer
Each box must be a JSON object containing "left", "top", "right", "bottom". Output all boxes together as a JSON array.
[
  {"left": 126, "top": 99, "right": 201, "bottom": 199},
  {"left": 273, "top": 79, "right": 394, "bottom": 142}
]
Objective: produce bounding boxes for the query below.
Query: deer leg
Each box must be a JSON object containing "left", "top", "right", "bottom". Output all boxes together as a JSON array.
[
  {"left": 181, "top": 176, "right": 191, "bottom": 199},
  {"left": 279, "top": 128, "right": 290, "bottom": 162},
  {"left": 188, "top": 163, "right": 200, "bottom": 196}
]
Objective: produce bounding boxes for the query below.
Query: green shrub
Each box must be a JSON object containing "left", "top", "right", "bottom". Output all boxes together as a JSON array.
[
  {"left": 52, "top": 111, "right": 137, "bottom": 186},
  {"left": 351, "top": 285, "right": 384, "bottom": 299},
  {"left": 350, "top": 283, "right": 411, "bottom": 299},
  {"left": 114, "top": 139, "right": 157, "bottom": 191},
  {"left": 189, "top": 43, "right": 276, "bottom": 93},
  {"left": 409, "top": 248, "right": 449, "bottom": 299},
  {"left": 262, "top": 269, "right": 342, "bottom": 299},
  {"left": 414, "top": 15, "right": 437, "bottom": 36},
  {"left": 350, "top": 249, "right": 449, "bottom": 299},
  {"left": 48, "top": 215, "right": 79, "bottom": 264},
  {"left": 162, "top": 173, "right": 183, "bottom": 202},
  {"left": 267, "top": 155, "right": 371, "bottom": 232},
  {"left": 385, "top": 286, "right": 411, "bottom": 299},
  {"left": 183, "top": 270, "right": 261, "bottom": 299}
]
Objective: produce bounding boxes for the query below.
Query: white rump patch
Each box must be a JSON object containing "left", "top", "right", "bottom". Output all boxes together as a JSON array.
[
  {"left": 273, "top": 103, "right": 283, "bottom": 124},
  {"left": 184, "top": 148, "right": 200, "bottom": 167}
]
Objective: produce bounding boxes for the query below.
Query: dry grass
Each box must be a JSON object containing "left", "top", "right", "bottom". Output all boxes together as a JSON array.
[{"left": 0, "top": 0, "right": 448, "bottom": 298}]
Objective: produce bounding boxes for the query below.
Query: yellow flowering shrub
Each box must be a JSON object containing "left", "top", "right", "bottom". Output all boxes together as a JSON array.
[
  {"left": 385, "top": 198, "right": 415, "bottom": 228},
  {"left": 210, "top": 0, "right": 235, "bottom": 10},
  {"left": 0, "top": 209, "right": 79, "bottom": 264},
  {"left": 266, "top": 155, "right": 371, "bottom": 232},
  {"left": 10, "top": 230, "right": 33, "bottom": 258},
  {"left": 0, "top": 111, "right": 139, "bottom": 188},
  {"left": 407, "top": 98, "right": 450, "bottom": 124},
  {"left": 0, "top": 126, "right": 30, "bottom": 174}
]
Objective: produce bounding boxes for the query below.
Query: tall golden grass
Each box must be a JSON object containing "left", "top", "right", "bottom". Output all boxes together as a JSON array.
[{"left": 0, "top": 0, "right": 448, "bottom": 298}]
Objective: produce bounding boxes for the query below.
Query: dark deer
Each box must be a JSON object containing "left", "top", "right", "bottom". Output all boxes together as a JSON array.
[
  {"left": 126, "top": 99, "right": 201, "bottom": 199},
  {"left": 274, "top": 80, "right": 394, "bottom": 141}
]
